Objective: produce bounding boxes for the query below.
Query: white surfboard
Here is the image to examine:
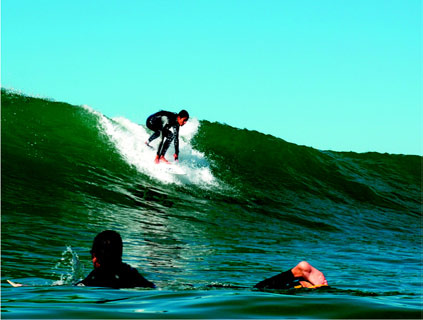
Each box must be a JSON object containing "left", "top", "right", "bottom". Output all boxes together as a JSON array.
[{"left": 165, "top": 165, "right": 186, "bottom": 175}]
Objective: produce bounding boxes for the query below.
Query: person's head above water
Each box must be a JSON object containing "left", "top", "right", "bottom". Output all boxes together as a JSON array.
[
  {"left": 90, "top": 230, "right": 123, "bottom": 269},
  {"left": 177, "top": 110, "right": 189, "bottom": 126}
]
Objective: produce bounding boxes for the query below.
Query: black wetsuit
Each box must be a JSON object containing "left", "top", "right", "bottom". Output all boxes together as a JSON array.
[
  {"left": 146, "top": 111, "right": 181, "bottom": 158},
  {"left": 77, "top": 263, "right": 155, "bottom": 289},
  {"left": 254, "top": 270, "right": 305, "bottom": 290}
]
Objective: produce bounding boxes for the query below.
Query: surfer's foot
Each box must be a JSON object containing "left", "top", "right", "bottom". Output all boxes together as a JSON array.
[
  {"left": 159, "top": 156, "right": 170, "bottom": 164},
  {"left": 145, "top": 141, "right": 152, "bottom": 148},
  {"left": 154, "top": 155, "right": 170, "bottom": 164},
  {"left": 292, "top": 261, "right": 328, "bottom": 288}
]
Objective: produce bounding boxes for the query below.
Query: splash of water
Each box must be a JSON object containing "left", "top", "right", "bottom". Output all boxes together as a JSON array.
[{"left": 52, "top": 246, "right": 85, "bottom": 286}]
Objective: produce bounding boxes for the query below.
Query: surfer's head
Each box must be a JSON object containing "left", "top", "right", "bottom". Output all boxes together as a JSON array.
[
  {"left": 177, "top": 110, "right": 189, "bottom": 126},
  {"left": 90, "top": 230, "right": 123, "bottom": 269}
]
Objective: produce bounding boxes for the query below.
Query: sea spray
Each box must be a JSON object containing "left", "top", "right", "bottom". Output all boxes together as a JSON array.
[{"left": 52, "top": 246, "right": 85, "bottom": 286}]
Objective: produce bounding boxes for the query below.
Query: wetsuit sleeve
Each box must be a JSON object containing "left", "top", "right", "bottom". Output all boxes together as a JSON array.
[
  {"left": 173, "top": 125, "right": 180, "bottom": 155},
  {"left": 131, "top": 268, "right": 156, "bottom": 288},
  {"left": 254, "top": 270, "right": 300, "bottom": 290},
  {"left": 75, "top": 270, "right": 97, "bottom": 287}
]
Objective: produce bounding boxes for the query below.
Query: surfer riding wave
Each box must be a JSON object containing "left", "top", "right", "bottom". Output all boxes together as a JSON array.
[{"left": 145, "top": 110, "right": 189, "bottom": 164}]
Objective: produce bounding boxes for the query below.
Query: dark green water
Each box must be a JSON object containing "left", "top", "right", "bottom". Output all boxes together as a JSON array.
[{"left": 1, "top": 89, "right": 421, "bottom": 318}]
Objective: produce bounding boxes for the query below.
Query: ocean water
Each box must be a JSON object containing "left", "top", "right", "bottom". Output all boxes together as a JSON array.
[{"left": 1, "top": 89, "right": 421, "bottom": 319}]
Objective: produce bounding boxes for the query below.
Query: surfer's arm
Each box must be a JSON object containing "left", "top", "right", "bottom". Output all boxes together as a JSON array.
[
  {"left": 7, "top": 280, "right": 23, "bottom": 287},
  {"left": 254, "top": 261, "right": 328, "bottom": 290}
]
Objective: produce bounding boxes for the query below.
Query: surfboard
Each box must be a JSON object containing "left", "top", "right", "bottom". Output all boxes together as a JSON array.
[
  {"left": 156, "top": 162, "right": 186, "bottom": 175},
  {"left": 164, "top": 165, "right": 186, "bottom": 175}
]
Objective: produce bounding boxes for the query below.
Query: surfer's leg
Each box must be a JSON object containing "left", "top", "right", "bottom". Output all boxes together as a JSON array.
[
  {"left": 157, "top": 134, "right": 165, "bottom": 156},
  {"left": 146, "top": 115, "right": 162, "bottom": 144},
  {"left": 155, "top": 133, "right": 172, "bottom": 164},
  {"left": 291, "top": 261, "right": 328, "bottom": 287},
  {"left": 159, "top": 130, "right": 174, "bottom": 157},
  {"left": 147, "top": 130, "right": 161, "bottom": 143}
]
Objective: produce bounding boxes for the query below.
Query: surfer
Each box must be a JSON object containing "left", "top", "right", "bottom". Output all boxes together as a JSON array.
[
  {"left": 76, "top": 230, "right": 155, "bottom": 289},
  {"left": 145, "top": 110, "right": 189, "bottom": 164},
  {"left": 254, "top": 261, "right": 328, "bottom": 290}
]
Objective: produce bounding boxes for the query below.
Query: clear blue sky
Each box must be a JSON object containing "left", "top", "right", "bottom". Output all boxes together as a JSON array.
[{"left": 2, "top": 0, "right": 421, "bottom": 155}]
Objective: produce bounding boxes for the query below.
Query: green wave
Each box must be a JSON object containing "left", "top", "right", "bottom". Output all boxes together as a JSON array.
[
  {"left": 192, "top": 120, "right": 420, "bottom": 214},
  {"left": 2, "top": 88, "right": 421, "bottom": 217}
]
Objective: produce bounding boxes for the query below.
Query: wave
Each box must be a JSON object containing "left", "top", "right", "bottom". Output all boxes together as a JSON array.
[
  {"left": 2, "top": 88, "right": 421, "bottom": 224},
  {"left": 2, "top": 88, "right": 421, "bottom": 316}
]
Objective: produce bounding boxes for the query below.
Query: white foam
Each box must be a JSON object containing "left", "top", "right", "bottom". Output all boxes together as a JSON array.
[{"left": 86, "top": 108, "right": 218, "bottom": 188}]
